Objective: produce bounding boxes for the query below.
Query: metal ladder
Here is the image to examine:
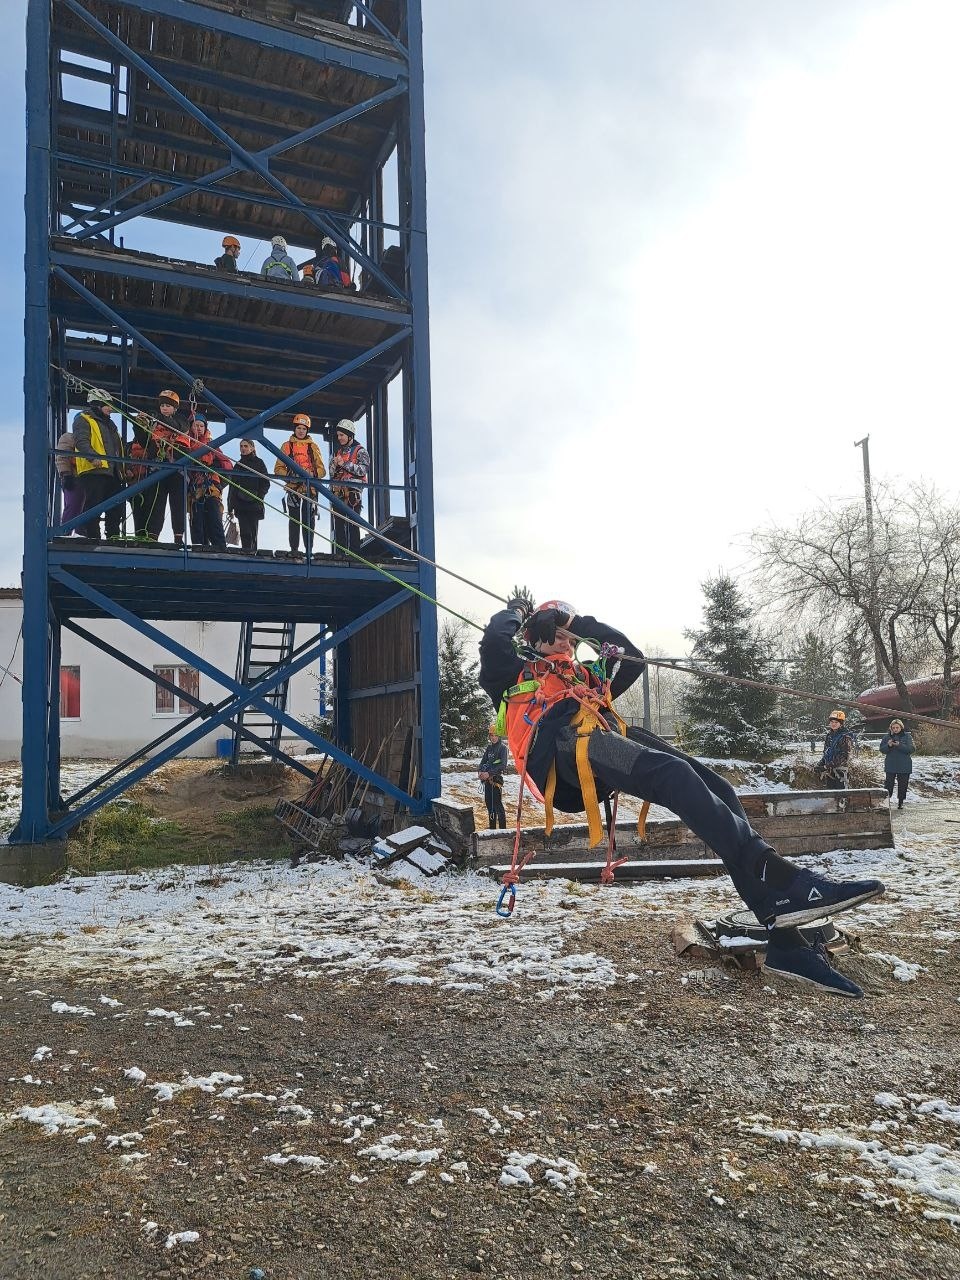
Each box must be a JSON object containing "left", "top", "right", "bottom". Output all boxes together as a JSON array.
[{"left": 231, "top": 621, "right": 298, "bottom": 761}]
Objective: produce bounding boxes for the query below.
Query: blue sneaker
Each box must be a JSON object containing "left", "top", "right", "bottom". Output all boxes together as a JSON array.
[
  {"left": 763, "top": 941, "right": 864, "bottom": 998},
  {"left": 761, "top": 867, "right": 885, "bottom": 929}
]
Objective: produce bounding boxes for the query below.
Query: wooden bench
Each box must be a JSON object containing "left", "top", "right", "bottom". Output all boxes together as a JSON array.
[{"left": 474, "top": 788, "right": 893, "bottom": 882}]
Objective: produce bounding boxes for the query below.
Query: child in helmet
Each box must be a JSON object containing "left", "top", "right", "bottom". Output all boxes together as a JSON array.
[
  {"left": 478, "top": 723, "right": 509, "bottom": 829},
  {"left": 329, "top": 419, "right": 370, "bottom": 555},
  {"left": 187, "top": 415, "right": 233, "bottom": 550},
  {"left": 274, "top": 414, "right": 325, "bottom": 559},
  {"left": 479, "top": 600, "right": 885, "bottom": 999}
]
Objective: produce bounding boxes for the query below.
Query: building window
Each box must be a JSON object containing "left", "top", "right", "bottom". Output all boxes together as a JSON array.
[
  {"left": 60, "top": 666, "right": 81, "bottom": 720},
  {"left": 154, "top": 665, "right": 199, "bottom": 715}
]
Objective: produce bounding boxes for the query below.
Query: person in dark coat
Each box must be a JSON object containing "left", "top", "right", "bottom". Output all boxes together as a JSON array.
[
  {"left": 228, "top": 439, "right": 270, "bottom": 552},
  {"left": 479, "top": 599, "right": 885, "bottom": 998},
  {"left": 478, "top": 723, "right": 509, "bottom": 829},
  {"left": 215, "top": 234, "right": 241, "bottom": 272},
  {"left": 879, "top": 718, "right": 914, "bottom": 809},
  {"left": 72, "top": 389, "right": 126, "bottom": 541},
  {"left": 814, "top": 710, "right": 855, "bottom": 790}
]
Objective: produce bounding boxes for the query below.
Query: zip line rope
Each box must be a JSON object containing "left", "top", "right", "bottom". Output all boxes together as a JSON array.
[{"left": 54, "top": 368, "right": 960, "bottom": 734}]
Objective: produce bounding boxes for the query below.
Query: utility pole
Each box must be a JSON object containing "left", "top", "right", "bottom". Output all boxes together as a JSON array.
[{"left": 854, "top": 435, "right": 884, "bottom": 685}]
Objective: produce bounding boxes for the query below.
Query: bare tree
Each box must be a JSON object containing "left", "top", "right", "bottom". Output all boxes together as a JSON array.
[
  {"left": 906, "top": 485, "right": 960, "bottom": 719},
  {"left": 751, "top": 485, "right": 934, "bottom": 712}
]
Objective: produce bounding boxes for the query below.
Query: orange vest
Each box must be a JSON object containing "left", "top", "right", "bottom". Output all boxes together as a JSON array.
[
  {"left": 283, "top": 436, "right": 324, "bottom": 478},
  {"left": 504, "top": 657, "right": 599, "bottom": 779}
]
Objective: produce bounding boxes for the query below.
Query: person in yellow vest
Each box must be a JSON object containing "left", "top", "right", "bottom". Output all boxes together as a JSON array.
[
  {"left": 273, "top": 413, "right": 326, "bottom": 560},
  {"left": 72, "top": 388, "right": 126, "bottom": 541}
]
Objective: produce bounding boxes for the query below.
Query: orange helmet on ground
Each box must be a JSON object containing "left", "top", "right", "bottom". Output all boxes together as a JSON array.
[
  {"left": 222, "top": 235, "right": 240, "bottom": 249},
  {"left": 159, "top": 389, "right": 180, "bottom": 407},
  {"left": 292, "top": 413, "right": 312, "bottom": 431}
]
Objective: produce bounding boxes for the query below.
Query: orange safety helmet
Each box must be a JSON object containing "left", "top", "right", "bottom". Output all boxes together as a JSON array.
[
  {"left": 221, "top": 235, "right": 241, "bottom": 249},
  {"left": 828, "top": 709, "right": 846, "bottom": 723},
  {"left": 292, "top": 413, "right": 312, "bottom": 431},
  {"left": 159, "top": 389, "right": 180, "bottom": 407},
  {"left": 301, "top": 262, "right": 315, "bottom": 278}
]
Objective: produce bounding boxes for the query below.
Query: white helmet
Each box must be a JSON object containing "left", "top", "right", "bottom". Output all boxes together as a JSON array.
[
  {"left": 87, "top": 387, "right": 113, "bottom": 406},
  {"left": 335, "top": 418, "right": 356, "bottom": 437},
  {"left": 321, "top": 236, "right": 336, "bottom": 251},
  {"left": 271, "top": 235, "right": 287, "bottom": 250}
]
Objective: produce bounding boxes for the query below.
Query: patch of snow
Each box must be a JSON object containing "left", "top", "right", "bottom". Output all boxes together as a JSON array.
[{"left": 164, "top": 1230, "right": 200, "bottom": 1249}]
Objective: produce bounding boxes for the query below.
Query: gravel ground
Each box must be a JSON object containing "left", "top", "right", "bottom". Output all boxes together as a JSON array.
[{"left": 1, "top": 805, "right": 959, "bottom": 1278}]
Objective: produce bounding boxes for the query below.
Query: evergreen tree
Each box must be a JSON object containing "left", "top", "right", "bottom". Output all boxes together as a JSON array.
[
  {"left": 680, "top": 573, "right": 781, "bottom": 757},
  {"left": 438, "top": 618, "right": 489, "bottom": 756},
  {"left": 788, "top": 630, "right": 843, "bottom": 739}
]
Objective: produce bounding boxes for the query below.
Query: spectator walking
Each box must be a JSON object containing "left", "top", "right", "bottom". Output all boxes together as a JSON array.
[
  {"left": 274, "top": 414, "right": 325, "bottom": 560},
  {"left": 330, "top": 418, "right": 370, "bottom": 556},
  {"left": 478, "top": 723, "right": 508, "bottom": 829},
  {"left": 880, "top": 719, "right": 914, "bottom": 809},
  {"left": 187, "top": 415, "right": 233, "bottom": 550},
  {"left": 228, "top": 439, "right": 270, "bottom": 552},
  {"left": 55, "top": 428, "right": 83, "bottom": 529},
  {"left": 814, "top": 710, "right": 855, "bottom": 790},
  {"left": 72, "top": 388, "right": 125, "bottom": 541},
  {"left": 261, "top": 235, "right": 299, "bottom": 284},
  {"left": 215, "top": 234, "right": 241, "bottom": 272}
]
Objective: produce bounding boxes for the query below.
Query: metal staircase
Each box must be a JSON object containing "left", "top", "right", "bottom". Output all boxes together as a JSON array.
[{"left": 231, "top": 622, "right": 298, "bottom": 761}]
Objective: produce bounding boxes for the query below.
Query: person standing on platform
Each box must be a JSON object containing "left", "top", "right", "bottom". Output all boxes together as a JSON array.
[
  {"left": 814, "top": 710, "right": 855, "bottom": 790},
  {"left": 215, "top": 234, "right": 241, "bottom": 272},
  {"left": 228, "top": 438, "right": 270, "bottom": 553},
  {"left": 478, "top": 722, "right": 509, "bottom": 829},
  {"left": 72, "top": 388, "right": 126, "bottom": 541},
  {"left": 330, "top": 418, "right": 370, "bottom": 556},
  {"left": 880, "top": 719, "right": 914, "bottom": 809},
  {"left": 261, "top": 236, "right": 299, "bottom": 284},
  {"left": 144, "top": 389, "right": 192, "bottom": 546},
  {"left": 274, "top": 414, "right": 325, "bottom": 560},
  {"left": 187, "top": 415, "right": 233, "bottom": 551},
  {"left": 55, "top": 427, "right": 83, "bottom": 531}
]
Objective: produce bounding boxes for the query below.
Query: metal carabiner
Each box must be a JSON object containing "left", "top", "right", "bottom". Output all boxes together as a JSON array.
[{"left": 495, "top": 883, "right": 517, "bottom": 918}]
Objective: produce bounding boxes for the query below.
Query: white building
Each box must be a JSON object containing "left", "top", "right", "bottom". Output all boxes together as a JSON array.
[{"left": 0, "top": 588, "right": 321, "bottom": 761}]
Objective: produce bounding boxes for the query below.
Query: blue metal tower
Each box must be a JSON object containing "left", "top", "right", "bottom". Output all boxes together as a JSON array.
[{"left": 11, "top": 0, "right": 439, "bottom": 850}]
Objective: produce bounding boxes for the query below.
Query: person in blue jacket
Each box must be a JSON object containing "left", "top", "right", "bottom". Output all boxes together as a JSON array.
[
  {"left": 477, "top": 722, "right": 509, "bottom": 829},
  {"left": 879, "top": 718, "right": 914, "bottom": 809},
  {"left": 260, "top": 236, "right": 299, "bottom": 284},
  {"left": 814, "top": 710, "right": 855, "bottom": 789}
]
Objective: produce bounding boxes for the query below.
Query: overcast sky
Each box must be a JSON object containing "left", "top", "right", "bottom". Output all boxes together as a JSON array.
[{"left": 1, "top": 0, "right": 957, "bottom": 654}]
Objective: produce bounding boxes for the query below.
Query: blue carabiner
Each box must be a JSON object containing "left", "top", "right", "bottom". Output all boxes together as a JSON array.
[{"left": 495, "top": 883, "right": 517, "bottom": 918}]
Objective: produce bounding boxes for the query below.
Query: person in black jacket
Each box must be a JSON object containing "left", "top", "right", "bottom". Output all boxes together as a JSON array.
[
  {"left": 879, "top": 718, "right": 914, "bottom": 809},
  {"left": 477, "top": 723, "right": 509, "bottom": 829},
  {"left": 479, "top": 599, "right": 885, "bottom": 998},
  {"left": 227, "top": 439, "right": 270, "bottom": 552},
  {"left": 215, "top": 234, "right": 241, "bottom": 272}
]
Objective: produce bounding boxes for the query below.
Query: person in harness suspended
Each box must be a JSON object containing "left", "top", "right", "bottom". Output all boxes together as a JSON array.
[
  {"left": 478, "top": 722, "right": 509, "bottom": 829},
  {"left": 814, "top": 710, "right": 855, "bottom": 789},
  {"left": 274, "top": 413, "right": 326, "bottom": 560},
  {"left": 479, "top": 599, "right": 886, "bottom": 999},
  {"left": 260, "top": 235, "right": 300, "bottom": 284}
]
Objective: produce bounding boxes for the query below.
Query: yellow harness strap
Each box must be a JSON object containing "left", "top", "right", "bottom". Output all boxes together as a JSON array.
[
  {"left": 543, "top": 764, "right": 557, "bottom": 838},
  {"left": 637, "top": 799, "right": 651, "bottom": 842}
]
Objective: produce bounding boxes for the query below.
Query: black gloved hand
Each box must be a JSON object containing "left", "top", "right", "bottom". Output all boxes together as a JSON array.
[
  {"left": 506, "top": 596, "right": 532, "bottom": 621},
  {"left": 525, "top": 608, "right": 572, "bottom": 647}
]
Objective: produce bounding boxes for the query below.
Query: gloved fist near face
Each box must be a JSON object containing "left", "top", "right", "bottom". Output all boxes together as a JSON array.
[{"left": 525, "top": 608, "right": 574, "bottom": 648}]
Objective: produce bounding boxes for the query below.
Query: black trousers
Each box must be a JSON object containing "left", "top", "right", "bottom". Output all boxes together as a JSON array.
[
  {"left": 885, "top": 772, "right": 909, "bottom": 805},
  {"left": 333, "top": 512, "right": 360, "bottom": 555},
  {"left": 554, "top": 725, "right": 797, "bottom": 920},
  {"left": 286, "top": 493, "right": 315, "bottom": 553},
  {"left": 190, "top": 496, "right": 226, "bottom": 549},
  {"left": 483, "top": 779, "right": 507, "bottom": 829},
  {"left": 235, "top": 508, "right": 260, "bottom": 552},
  {"left": 78, "top": 472, "right": 124, "bottom": 540},
  {"left": 145, "top": 473, "right": 186, "bottom": 542}
]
